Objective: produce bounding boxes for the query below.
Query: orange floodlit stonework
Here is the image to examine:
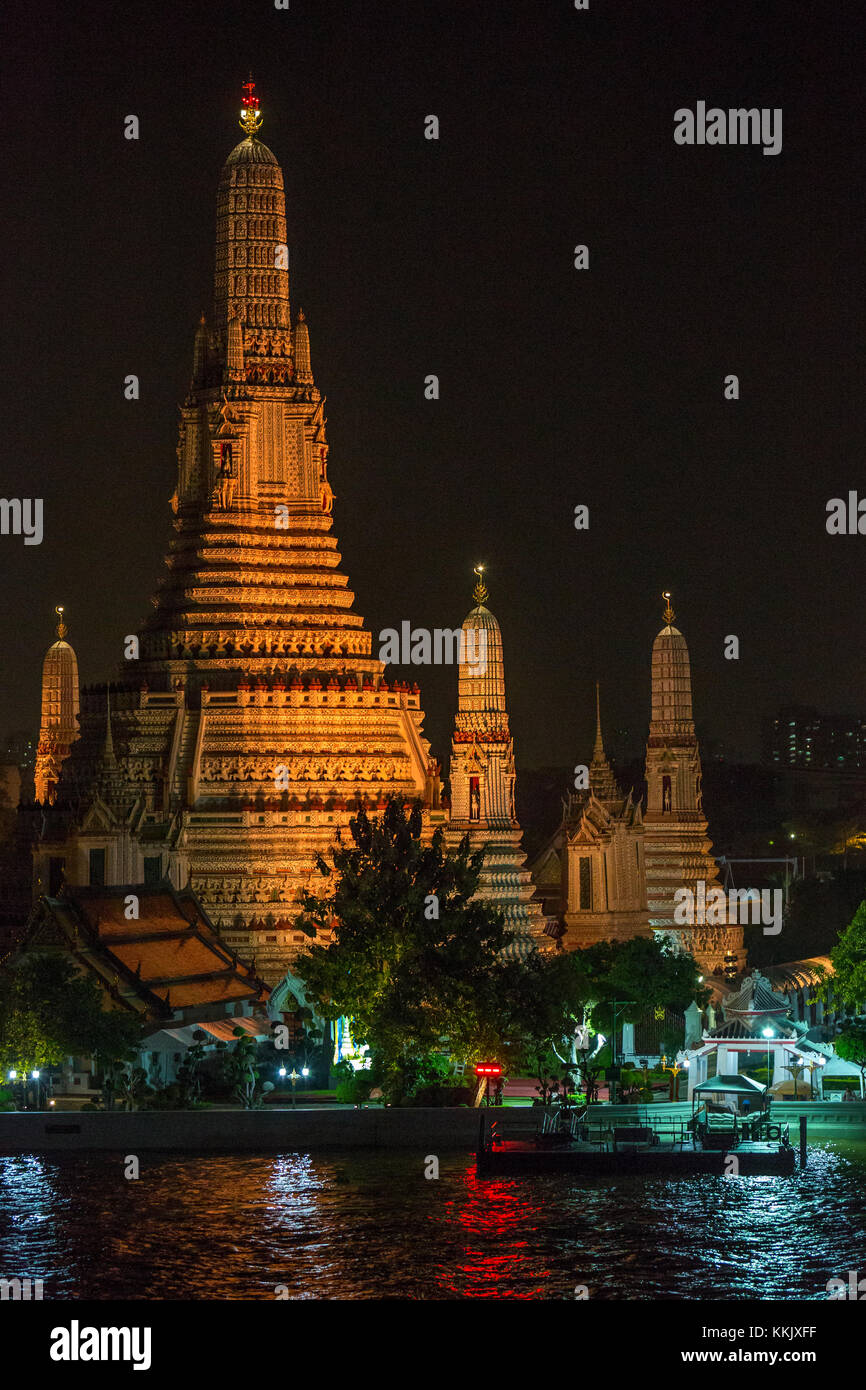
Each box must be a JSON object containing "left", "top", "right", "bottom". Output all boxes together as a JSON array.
[
  {"left": 444, "top": 568, "right": 548, "bottom": 958},
  {"left": 33, "top": 608, "right": 80, "bottom": 807},
  {"left": 643, "top": 595, "right": 745, "bottom": 974},
  {"left": 33, "top": 87, "right": 443, "bottom": 985}
]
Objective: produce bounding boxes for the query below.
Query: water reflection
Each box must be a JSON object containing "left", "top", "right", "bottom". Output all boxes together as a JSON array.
[{"left": 0, "top": 1140, "right": 862, "bottom": 1300}]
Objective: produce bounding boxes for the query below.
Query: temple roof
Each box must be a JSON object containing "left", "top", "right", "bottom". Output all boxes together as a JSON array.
[
  {"left": 762, "top": 957, "right": 832, "bottom": 991},
  {"left": 723, "top": 969, "right": 790, "bottom": 1020},
  {"left": 463, "top": 603, "right": 502, "bottom": 632},
  {"left": 22, "top": 883, "right": 269, "bottom": 1022},
  {"left": 223, "top": 135, "right": 279, "bottom": 168},
  {"left": 706, "top": 1016, "right": 795, "bottom": 1041}
]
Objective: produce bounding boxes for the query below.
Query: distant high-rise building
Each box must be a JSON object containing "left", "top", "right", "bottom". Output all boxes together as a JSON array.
[{"left": 763, "top": 706, "right": 866, "bottom": 771}]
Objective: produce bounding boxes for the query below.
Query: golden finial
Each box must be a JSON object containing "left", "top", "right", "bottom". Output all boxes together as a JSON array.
[
  {"left": 55, "top": 605, "right": 67, "bottom": 640},
  {"left": 662, "top": 590, "right": 675, "bottom": 625},
  {"left": 473, "top": 564, "right": 488, "bottom": 607},
  {"left": 239, "top": 76, "right": 263, "bottom": 136}
]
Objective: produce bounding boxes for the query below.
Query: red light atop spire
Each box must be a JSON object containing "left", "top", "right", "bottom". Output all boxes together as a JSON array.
[{"left": 239, "top": 76, "right": 263, "bottom": 136}]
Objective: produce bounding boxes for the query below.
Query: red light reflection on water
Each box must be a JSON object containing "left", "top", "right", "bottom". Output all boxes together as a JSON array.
[{"left": 437, "top": 1161, "right": 552, "bottom": 1299}]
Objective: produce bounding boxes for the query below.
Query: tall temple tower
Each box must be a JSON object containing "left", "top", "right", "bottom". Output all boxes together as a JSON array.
[
  {"left": 445, "top": 569, "right": 547, "bottom": 957},
  {"left": 643, "top": 593, "right": 744, "bottom": 974},
  {"left": 34, "top": 608, "right": 80, "bottom": 806},
  {"left": 34, "top": 83, "right": 443, "bottom": 985}
]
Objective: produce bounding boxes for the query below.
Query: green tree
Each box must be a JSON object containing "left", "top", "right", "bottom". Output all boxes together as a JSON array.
[
  {"left": 579, "top": 936, "right": 707, "bottom": 1031},
  {"left": 834, "top": 1019, "right": 866, "bottom": 1093},
  {"left": 295, "top": 799, "right": 521, "bottom": 1103},
  {"left": 821, "top": 900, "right": 866, "bottom": 1011},
  {"left": 0, "top": 952, "right": 142, "bottom": 1084},
  {"left": 502, "top": 937, "right": 706, "bottom": 1104}
]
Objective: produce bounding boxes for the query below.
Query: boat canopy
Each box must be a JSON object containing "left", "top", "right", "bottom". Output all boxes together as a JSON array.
[{"left": 693, "top": 1073, "right": 767, "bottom": 1095}]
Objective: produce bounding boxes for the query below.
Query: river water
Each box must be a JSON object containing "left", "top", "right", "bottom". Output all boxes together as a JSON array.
[{"left": 1, "top": 1138, "right": 863, "bottom": 1300}]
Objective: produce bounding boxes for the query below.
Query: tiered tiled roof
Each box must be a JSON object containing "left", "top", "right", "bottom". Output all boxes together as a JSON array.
[{"left": 23, "top": 884, "right": 269, "bottom": 1022}]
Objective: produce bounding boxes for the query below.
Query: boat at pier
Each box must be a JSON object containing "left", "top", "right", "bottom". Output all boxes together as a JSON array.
[{"left": 477, "top": 1076, "right": 801, "bottom": 1177}]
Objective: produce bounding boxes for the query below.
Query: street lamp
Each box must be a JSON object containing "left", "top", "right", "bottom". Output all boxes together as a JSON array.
[
  {"left": 762, "top": 1028, "right": 774, "bottom": 1090},
  {"left": 788, "top": 1057, "right": 807, "bottom": 1101},
  {"left": 289, "top": 1068, "right": 300, "bottom": 1107}
]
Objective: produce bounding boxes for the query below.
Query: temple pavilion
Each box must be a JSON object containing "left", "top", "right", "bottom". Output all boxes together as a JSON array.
[{"left": 686, "top": 969, "right": 836, "bottom": 1099}]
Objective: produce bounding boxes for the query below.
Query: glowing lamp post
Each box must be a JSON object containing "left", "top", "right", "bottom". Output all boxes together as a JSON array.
[
  {"left": 762, "top": 1028, "right": 774, "bottom": 1089},
  {"left": 288, "top": 1068, "right": 300, "bottom": 1107}
]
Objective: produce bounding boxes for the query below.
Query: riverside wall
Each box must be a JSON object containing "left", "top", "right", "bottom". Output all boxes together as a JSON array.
[
  {"left": 0, "top": 1106, "right": 484, "bottom": 1155},
  {"left": 1, "top": 1100, "right": 863, "bottom": 1155}
]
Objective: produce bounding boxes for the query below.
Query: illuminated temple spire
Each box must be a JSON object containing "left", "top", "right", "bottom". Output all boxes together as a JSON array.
[
  {"left": 34, "top": 84, "right": 435, "bottom": 987},
  {"left": 447, "top": 567, "right": 546, "bottom": 957},
  {"left": 136, "top": 76, "right": 374, "bottom": 678},
  {"left": 643, "top": 592, "right": 745, "bottom": 975},
  {"left": 212, "top": 76, "right": 290, "bottom": 337},
  {"left": 588, "top": 682, "right": 620, "bottom": 803},
  {"left": 34, "top": 608, "right": 80, "bottom": 805}
]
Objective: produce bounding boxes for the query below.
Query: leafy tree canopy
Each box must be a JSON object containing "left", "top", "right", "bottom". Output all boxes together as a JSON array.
[
  {"left": 295, "top": 800, "right": 519, "bottom": 1085},
  {"left": 825, "top": 900, "right": 866, "bottom": 1011},
  {"left": 295, "top": 800, "right": 708, "bottom": 1101},
  {"left": 834, "top": 1019, "right": 866, "bottom": 1074},
  {"left": 0, "top": 951, "right": 142, "bottom": 1075}
]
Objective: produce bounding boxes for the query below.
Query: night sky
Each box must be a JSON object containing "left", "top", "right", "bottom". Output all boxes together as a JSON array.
[{"left": 3, "top": 0, "right": 864, "bottom": 773}]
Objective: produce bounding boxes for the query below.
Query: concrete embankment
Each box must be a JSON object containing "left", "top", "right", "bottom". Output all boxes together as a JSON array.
[
  {"left": 0, "top": 1106, "right": 484, "bottom": 1155},
  {"left": 1, "top": 1101, "right": 863, "bottom": 1155}
]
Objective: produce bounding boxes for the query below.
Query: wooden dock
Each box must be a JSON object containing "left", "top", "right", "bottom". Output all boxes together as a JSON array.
[
  {"left": 477, "top": 1138, "right": 797, "bottom": 1177},
  {"left": 475, "top": 1107, "right": 800, "bottom": 1177}
]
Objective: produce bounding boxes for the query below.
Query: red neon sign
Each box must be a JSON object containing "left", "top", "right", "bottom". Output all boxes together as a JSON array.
[{"left": 474, "top": 1063, "right": 502, "bottom": 1077}]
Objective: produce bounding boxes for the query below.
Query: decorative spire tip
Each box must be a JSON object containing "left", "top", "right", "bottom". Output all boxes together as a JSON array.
[
  {"left": 239, "top": 76, "right": 263, "bottom": 136},
  {"left": 662, "top": 590, "right": 675, "bottom": 625},
  {"left": 473, "top": 564, "right": 488, "bottom": 607},
  {"left": 54, "top": 605, "right": 67, "bottom": 640},
  {"left": 592, "top": 681, "right": 605, "bottom": 759}
]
